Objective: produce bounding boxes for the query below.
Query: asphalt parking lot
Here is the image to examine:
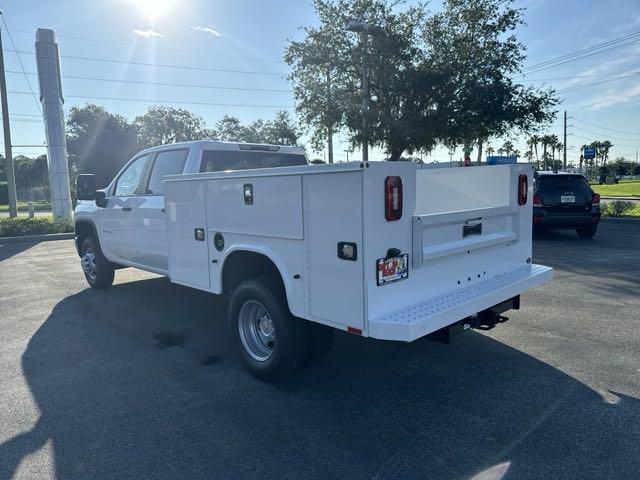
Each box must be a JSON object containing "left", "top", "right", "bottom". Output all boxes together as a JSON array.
[{"left": 1, "top": 221, "right": 639, "bottom": 480}]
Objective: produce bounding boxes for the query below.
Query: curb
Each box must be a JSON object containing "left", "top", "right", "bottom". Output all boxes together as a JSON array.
[
  {"left": 601, "top": 217, "right": 640, "bottom": 224},
  {"left": 0, "top": 232, "right": 75, "bottom": 244},
  {"left": 600, "top": 196, "right": 640, "bottom": 201}
]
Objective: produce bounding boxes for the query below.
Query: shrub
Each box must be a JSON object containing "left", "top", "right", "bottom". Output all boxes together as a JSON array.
[
  {"left": 600, "top": 200, "right": 635, "bottom": 217},
  {"left": 0, "top": 216, "right": 74, "bottom": 237},
  {"left": 0, "top": 182, "right": 7, "bottom": 204}
]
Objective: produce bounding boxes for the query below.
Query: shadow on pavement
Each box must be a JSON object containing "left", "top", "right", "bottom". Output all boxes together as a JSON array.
[
  {"left": 0, "top": 241, "right": 39, "bottom": 262},
  {"left": 1, "top": 276, "right": 639, "bottom": 479}
]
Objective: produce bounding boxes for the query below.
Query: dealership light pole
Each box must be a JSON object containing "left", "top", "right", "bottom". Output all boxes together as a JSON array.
[
  {"left": 346, "top": 20, "right": 379, "bottom": 163},
  {"left": 35, "top": 28, "right": 73, "bottom": 219}
]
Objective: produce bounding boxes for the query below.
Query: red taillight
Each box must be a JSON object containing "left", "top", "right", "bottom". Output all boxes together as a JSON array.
[
  {"left": 533, "top": 194, "right": 543, "bottom": 207},
  {"left": 385, "top": 176, "right": 403, "bottom": 221},
  {"left": 592, "top": 193, "right": 600, "bottom": 205},
  {"left": 518, "top": 175, "right": 528, "bottom": 205}
]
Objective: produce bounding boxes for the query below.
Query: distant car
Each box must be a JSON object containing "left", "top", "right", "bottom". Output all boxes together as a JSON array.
[
  {"left": 598, "top": 173, "right": 619, "bottom": 185},
  {"left": 533, "top": 171, "right": 601, "bottom": 238}
]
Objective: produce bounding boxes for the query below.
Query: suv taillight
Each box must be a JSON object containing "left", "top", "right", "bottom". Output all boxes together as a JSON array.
[
  {"left": 518, "top": 175, "right": 528, "bottom": 205},
  {"left": 592, "top": 192, "right": 600, "bottom": 205},
  {"left": 385, "top": 176, "right": 403, "bottom": 221},
  {"left": 533, "top": 194, "right": 543, "bottom": 207}
]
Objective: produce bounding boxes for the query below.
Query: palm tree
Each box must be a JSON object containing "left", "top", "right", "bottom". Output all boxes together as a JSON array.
[
  {"left": 547, "top": 134, "right": 559, "bottom": 165},
  {"left": 541, "top": 135, "right": 550, "bottom": 170},
  {"left": 555, "top": 141, "right": 563, "bottom": 169},
  {"left": 501, "top": 140, "right": 515, "bottom": 156},
  {"left": 601, "top": 140, "right": 613, "bottom": 165},
  {"left": 486, "top": 146, "right": 495, "bottom": 156},
  {"left": 527, "top": 135, "right": 540, "bottom": 167},
  {"left": 524, "top": 150, "right": 534, "bottom": 163}
]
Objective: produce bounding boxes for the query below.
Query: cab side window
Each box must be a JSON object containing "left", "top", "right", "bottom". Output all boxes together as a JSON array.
[
  {"left": 146, "top": 149, "right": 188, "bottom": 195},
  {"left": 114, "top": 155, "right": 149, "bottom": 196}
]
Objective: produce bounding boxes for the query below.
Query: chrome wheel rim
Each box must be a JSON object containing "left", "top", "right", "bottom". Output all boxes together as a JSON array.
[
  {"left": 81, "top": 249, "right": 97, "bottom": 281},
  {"left": 238, "top": 300, "right": 275, "bottom": 362}
]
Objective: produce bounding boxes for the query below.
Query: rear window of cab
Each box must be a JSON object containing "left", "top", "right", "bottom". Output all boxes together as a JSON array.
[{"left": 200, "top": 150, "right": 307, "bottom": 172}]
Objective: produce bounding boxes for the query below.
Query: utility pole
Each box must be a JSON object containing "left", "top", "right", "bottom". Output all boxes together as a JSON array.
[
  {"left": 0, "top": 25, "right": 17, "bottom": 217},
  {"left": 344, "top": 150, "right": 349, "bottom": 162},
  {"left": 563, "top": 110, "right": 567, "bottom": 170},
  {"left": 326, "top": 66, "right": 333, "bottom": 164}
]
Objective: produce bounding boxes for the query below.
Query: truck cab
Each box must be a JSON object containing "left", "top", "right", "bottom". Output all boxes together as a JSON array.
[{"left": 74, "top": 141, "right": 308, "bottom": 274}]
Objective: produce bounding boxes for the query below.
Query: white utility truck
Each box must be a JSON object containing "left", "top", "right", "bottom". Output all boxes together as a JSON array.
[{"left": 75, "top": 140, "right": 552, "bottom": 380}]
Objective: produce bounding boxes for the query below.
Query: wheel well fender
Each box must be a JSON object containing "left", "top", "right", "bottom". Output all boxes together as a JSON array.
[
  {"left": 74, "top": 220, "right": 101, "bottom": 257},
  {"left": 220, "top": 247, "right": 295, "bottom": 311}
]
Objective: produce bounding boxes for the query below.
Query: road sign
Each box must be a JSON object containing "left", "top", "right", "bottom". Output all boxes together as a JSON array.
[
  {"left": 487, "top": 155, "right": 517, "bottom": 165},
  {"left": 583, "top": 147, "right": 597, "bottom": 159}
]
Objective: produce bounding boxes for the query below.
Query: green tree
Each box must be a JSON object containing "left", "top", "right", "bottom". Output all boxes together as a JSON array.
[
  {"left": 286, "top": 0, "right": 434, "bottom": 159},
  {"left": 134, "top": 106, "right": 212, "bottom": 148},
  {"left": 423, "top": 0, "right": 557, "bottom": 153},
  {"left": 66, "top": 104, "right": 139, "bottom": 188},
  {"left": 214, "top": 115, "right": 246, "bottom": 142},
  {"left": 286, "top": 0, "right": 557, "bottom": 160},
  {"left": 261, "top": 110, "right": 300, "bottom": 145},
  {"left": 214, "top": 111, "right": 299, "bottom": 145}
]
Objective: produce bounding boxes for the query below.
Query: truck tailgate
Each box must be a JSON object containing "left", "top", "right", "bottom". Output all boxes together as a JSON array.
[{"left": 363, "top": 163, "right": 551, "bottom": 340}]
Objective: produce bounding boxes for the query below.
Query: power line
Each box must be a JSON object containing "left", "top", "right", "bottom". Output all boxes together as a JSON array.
[
  {"left": 573, "top": 117, "right": 639, "bottom": 136},
  {"left": 572, "top": 125, "right": 640, "bottom": 142},
  {"left": 522, "top": 71, "right": 640, "bottom": 81},
  {"left": 6, "top": 49, "right": 288, "bottom": 77},
  {"left": 10, "top": 28, "right": 286, "bottom": 65},
  {"left": 523, "top": 38, "right": 640, "bottom": 75},
  {"left": 523, "top": 31, "right": 640, "bottom": 73},
  {"left": 6, "top": 70, "right": 293, "bottom": 93},
  {"left": 572, "top": 132, "right": 639, "bottom": 146},
  {"left": 557, "top": 72, "right": 640, "bottom": 93},
  {"left": 8, "top": 90, "right": 293, "bottom": 109},
  {"left": 1, "top": 112, "right": 41, "bottom": 117},
  {"left": 0, "top": 17, "right": 41, "bottom": 113}
]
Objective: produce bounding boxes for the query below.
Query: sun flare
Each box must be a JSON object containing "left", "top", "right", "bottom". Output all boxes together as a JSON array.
[{"left": 130, "top": 0, "right": 177, "bottom": 23}]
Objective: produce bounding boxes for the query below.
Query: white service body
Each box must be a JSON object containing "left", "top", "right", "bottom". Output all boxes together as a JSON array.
[{"left": 76, "top": 141, "right": 552, "bottom": 342}]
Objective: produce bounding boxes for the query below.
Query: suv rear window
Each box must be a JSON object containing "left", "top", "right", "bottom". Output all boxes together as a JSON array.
[
  {"left": 200, "top": 150, "right": 307, "bottom": 172},
  {"left": 537, "top": 175, "right": 590, "bottom": 192}
]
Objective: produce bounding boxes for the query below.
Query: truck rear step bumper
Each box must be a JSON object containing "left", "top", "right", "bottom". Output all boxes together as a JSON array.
[{"left": 369, "top": 264, "right": 553, "bottom": 342}]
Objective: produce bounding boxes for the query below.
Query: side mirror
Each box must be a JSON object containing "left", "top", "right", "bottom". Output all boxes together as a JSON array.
[
  {"left": 76, "top": 174, "right": 96, "bottom": 201},
  {"left": 95, "top": 190, "right": 108, "bottom": 208}
]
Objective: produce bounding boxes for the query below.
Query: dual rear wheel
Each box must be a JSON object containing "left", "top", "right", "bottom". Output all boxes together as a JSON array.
[{"left": 229, "top": 279, "right": 333, "bottom": 381}]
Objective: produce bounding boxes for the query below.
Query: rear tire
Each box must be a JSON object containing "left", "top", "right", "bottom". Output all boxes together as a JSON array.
[
  {"left": 304, "top": 323, "right": 334, "bottom": 365},
  {"left": 576, "top": 224, "right": 597, "bottom": 239},
  {"left": 229, "top": 279, "right": 308, "bottom": 381},
  {"left": 80, "top": 237, "right": 115, "bottom": 289}
]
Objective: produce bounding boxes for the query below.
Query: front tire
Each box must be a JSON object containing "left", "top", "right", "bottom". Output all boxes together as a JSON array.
[
  {"left": 229, "top": 279, "right": 308, "bottom": 381},
  {"left": 80, "top": 237, "right": 115, "bottom": 289},
  {"left": 576, "top": 224, "right": 597, "bottom": 239}
]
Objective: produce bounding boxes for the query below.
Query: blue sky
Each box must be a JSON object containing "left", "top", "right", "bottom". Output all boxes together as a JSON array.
[{"left": 2, "top": 0, "right": 640, "bottom": 163}]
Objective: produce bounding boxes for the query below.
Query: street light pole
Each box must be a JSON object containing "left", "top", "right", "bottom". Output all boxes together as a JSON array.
[{"left": 360, "top": 31, "right": 369, "bottom": 163}]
